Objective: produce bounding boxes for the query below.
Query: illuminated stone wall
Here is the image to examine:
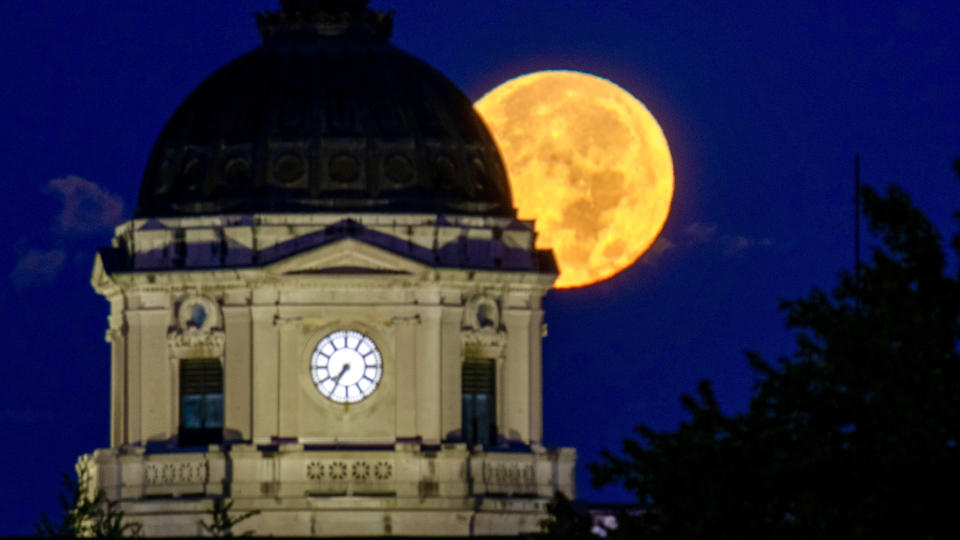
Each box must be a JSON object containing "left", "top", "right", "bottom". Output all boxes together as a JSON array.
[{"left": 86, "top": 212, "right": 574, "bottom": 537}]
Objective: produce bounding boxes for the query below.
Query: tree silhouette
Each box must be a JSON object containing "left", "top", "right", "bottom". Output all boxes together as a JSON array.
[
  {"left": 590, "top": 172, "right": 960, "bottom": 539},
  {"left": 538, "top": 491, "right": 594, "bottom": 539},
  {"left": 35, "top": 459, "right": 142, "bottom": 538},
  {"left": 201, "top": 498, "right": 260, "bottom": 537}
]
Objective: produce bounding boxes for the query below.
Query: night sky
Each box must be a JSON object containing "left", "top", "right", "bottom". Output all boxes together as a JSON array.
[{"left": 2, "top": 1, "right": 959, "bottom": 534}]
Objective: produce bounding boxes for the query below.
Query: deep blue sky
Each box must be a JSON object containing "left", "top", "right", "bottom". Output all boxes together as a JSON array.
[{"left": 2, "top": 0, "right": 959, "bottom": 534}]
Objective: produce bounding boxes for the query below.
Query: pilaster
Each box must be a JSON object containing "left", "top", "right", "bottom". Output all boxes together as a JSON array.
[
  {"left": 393, "top": 316, "right": 419, "bottom": 438},
  {"left": 440, "top": 306, "right": 464, "bottom": 440},
  {"left": 223, "top": 300, "right": 253, "bottom": 440},
  {"left": 277, "top": 315, "right": 302, "bottom": 437},
  {"left": 140, "top": 308, "right": 172, "bottom": 442},
  {"left": 251, "top": 299, "right": 279, "bottom": 443},
  {"left": 126, "top": 310, "right": 143, "bottom": 444},
  {"left": 502, "top": 308, "right": 532, "bottom": 443},
  {"left": 528, "top": 308, "right": 545, "bottom": 444},
  {"left": 106, "top": 324, "right": 125, "bottom": 448},
  {"left": 416, "top": 306, "right": 442, "bottom": 444}
]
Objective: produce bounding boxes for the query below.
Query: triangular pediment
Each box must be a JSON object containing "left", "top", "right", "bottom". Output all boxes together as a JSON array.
[{"left": 267, "top": 238, "right": 430, "bottom": 277}]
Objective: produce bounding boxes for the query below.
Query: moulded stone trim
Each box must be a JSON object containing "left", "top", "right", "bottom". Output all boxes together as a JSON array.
[
  {"left": 167, "top": 329, "right": 225, "bottom": 362},
  {"left": 463, "top": 294, "right": 501, "bottom": 330},
  {"left": 175, "top": 294, "right": 221, "bottom": 332},
  {"left": 266, "top": 237, "right": 432, "bottom": 278}
]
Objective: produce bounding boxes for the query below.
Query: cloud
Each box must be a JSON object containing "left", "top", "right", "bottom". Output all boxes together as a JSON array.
[
  {"left": 47, "top": 175, "right": 124, "bottom": 234},
  {"left": 0, "top": 407, "right": 58, "bottom": 427},
  {"left": 722, "top": 235, "right": 774, "bottom": 256},
  {"left": 10, "top": 248, "right": 67, "bottom": 289},
  {"left": 724, "top": 235, "right": 755, "bottom": 256},
  {"left": 681, "top": 222, "right": 718, "bottom": 245},
  {"left": 638, "top": 235, "right": 675, "bottom": 265},
  {"left": 644, "top": 221, "right": 772, "bottom": 264}
]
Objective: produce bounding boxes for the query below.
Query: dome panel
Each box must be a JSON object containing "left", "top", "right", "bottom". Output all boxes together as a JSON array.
[{"left": 136, "top": 1, "right": 513, "bottom": 218}]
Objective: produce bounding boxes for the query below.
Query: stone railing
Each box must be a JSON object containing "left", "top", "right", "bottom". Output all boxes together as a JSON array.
[
  {"left": 84, "top": 443, "right": 576, "bottom": 502},
  {"left": 85, "top": 447, "right": 226, "bottom": 500}
]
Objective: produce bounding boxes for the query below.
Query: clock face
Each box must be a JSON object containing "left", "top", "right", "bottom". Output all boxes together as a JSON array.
[{"left": 310, "top": 330, "right": 383, "bottom": 404}]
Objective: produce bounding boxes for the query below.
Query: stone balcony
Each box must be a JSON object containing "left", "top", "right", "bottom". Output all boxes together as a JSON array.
[
  {"left": 83, "top": 442, "right": 575, "bottom": 536},
  {"left": 84, "top": 442, "right": 575, "bottom": 532}
]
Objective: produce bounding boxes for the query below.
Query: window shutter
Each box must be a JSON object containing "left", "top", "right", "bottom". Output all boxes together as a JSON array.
[
  {"left": 180, "top": 358, "right": 222, "bottom": 395},
  {"left": 462, "top": 358, "right": 494, "bottom": 395}
]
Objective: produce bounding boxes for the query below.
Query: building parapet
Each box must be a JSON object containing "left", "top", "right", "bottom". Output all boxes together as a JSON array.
[{"left": 85, "top": 443, "right": 575, "bottom": 504}]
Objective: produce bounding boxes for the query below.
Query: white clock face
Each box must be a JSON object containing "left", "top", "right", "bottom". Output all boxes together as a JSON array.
[{"left": 310, "top": 330, "right": 383, "bottom": 404}]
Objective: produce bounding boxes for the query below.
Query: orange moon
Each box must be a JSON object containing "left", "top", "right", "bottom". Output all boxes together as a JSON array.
[{"left": 475, "top": 70, "right": 674, "bottom": 289}]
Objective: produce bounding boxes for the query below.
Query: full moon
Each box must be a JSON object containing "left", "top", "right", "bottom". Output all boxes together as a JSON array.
[{"left": 475, "top": 70, "right": 674, "bottom": 289}]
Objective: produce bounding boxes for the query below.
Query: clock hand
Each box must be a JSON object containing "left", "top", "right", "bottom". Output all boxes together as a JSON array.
[{"left": 334, "top": 363, "right": 351, "bottom": 384}]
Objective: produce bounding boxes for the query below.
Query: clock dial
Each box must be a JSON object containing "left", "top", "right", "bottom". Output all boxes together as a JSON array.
[{"left": 310, "top": 330, "right": 383, "bottom": 404}]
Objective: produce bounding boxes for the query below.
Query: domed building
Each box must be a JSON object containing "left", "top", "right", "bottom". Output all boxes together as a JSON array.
[{"left": 83, "top": 0, "right": 575, "bottom": 536}]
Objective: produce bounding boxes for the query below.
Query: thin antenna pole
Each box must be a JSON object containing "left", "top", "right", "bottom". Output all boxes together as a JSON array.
[{"left": 855, "top": 154, "right": 861, "bottom": 312}]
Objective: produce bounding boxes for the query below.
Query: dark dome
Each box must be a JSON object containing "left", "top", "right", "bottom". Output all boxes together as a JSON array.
[{"left": 136, "top": 0, "right": 513, "bottom": 218}]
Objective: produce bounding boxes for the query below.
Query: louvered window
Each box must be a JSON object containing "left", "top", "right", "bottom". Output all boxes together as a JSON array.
[
  {"left": 462, "top": 358, "right": 496, "bottom": 448},
  {"left": 179, "top": 358, "right": 223, "bottom": 446}
]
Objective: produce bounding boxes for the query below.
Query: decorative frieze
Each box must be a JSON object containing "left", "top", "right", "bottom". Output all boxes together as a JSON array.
[
  {"left": 305, "top": 459, "right": 394, "bottom": 482},
  {"left": 168, "top": 329, "right": 225, "bottom": 357},
  {"left": 145, "top": 461, "right": 207, "bottom": 485},
  {"left": 461, "top": 328, "right": 506, "bottom": 350},
  {"left": 352, "top": 462, "right": 371, "bottom": 481},
  {"left": 482, "top": 462, "right": 536, "bottom": 488},
  {"left": 328, "top": 461, "right": 348, "bottom": 480},
  {"left": 306, "top": 461, "right": 324, "bottom": 480},
  {"left": 373, "top": 461, "right": 393, "bottom": 480}
]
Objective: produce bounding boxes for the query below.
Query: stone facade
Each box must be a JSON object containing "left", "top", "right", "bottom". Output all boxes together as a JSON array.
[{"left": 83, "top": 211, "right": 575, "bottom": 537}]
